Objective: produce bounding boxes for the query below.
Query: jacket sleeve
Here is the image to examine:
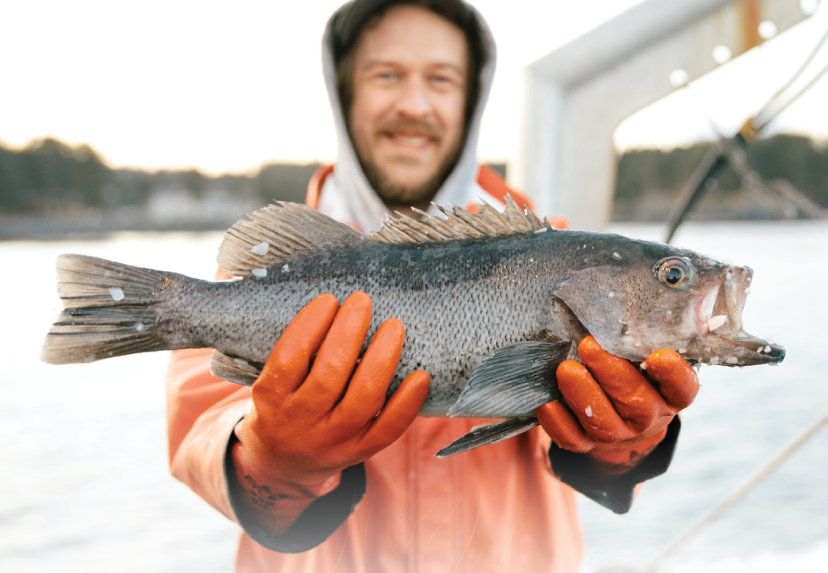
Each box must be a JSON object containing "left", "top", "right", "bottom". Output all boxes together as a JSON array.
[
  {"left": 546, "top": 416, "right": 681, "bottom": 514},
  {"left": 166, "top": 348, "right": 366, "bottom": 552}
]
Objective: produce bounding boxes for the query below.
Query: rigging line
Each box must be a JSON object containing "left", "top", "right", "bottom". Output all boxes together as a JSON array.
[
  {"left": 663, "top": 17, "right": 828, "bottom": 242},
  {"left": 638, "top": 407, "right": 828, "bottom": 573},
  {"left": 753, "top": 56, "right": 828, "bottom": 132},
  {"left": 752, "top": 15, "right": 828, "bottom": 132}
]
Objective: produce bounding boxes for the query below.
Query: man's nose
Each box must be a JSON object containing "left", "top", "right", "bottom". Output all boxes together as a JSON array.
[{"left": 395, "top": 77, "right": 432, "bottom": 118}]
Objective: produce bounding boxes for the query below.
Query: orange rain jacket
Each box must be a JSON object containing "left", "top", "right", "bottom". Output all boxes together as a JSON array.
[{"left": 166, "top": 165, "right": 680, "bottom": 573}]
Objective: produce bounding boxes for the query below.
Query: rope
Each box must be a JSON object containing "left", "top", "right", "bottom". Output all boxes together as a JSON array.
[{"left": 750, "top": 8, "right": 828, "bottom": 134}]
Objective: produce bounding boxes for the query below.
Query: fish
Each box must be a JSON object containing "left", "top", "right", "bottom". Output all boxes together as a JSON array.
[{"left": 40, "top": 199, "right": 784, "bottom": 456}]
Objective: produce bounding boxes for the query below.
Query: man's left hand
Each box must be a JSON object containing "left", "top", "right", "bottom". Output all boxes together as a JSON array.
[{"left": 535, "top": 335, "right": 699, "bottom": 475}]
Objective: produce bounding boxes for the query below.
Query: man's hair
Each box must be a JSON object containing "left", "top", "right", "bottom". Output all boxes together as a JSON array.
[{"left": 334, "top": 0, "right": 487, "bottom": 139}]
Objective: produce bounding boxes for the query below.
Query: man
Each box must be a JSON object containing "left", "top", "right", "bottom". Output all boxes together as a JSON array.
[{"left": 166, "top": 1, "right": 699, "bottom": 571}]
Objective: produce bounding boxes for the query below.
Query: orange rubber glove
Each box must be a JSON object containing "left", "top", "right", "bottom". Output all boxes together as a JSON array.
[
  {"left": 231, "top": 291, "right": 430, "bottom": 533},
  {"left": 535, "top": 335, "right": 699, "bottom": 475}
]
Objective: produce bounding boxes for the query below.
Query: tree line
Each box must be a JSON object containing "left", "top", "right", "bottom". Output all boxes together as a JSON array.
[
  {"left": 1, "top": 135, "right": 825, "bottom": 219},
  {"left": 614, "top": 134, "right": 828, "bottom": 220},
  {"left": 0, "top": 138, "right": 318, "bottom": 215}
]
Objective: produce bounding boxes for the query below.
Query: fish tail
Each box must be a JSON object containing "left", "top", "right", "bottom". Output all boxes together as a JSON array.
[{"left": 41, "top": 254, "right": 184, "bottom": 365}]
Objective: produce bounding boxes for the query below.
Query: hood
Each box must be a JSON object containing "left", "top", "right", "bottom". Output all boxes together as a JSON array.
[{"left": 320, "top": 0, "right": 498, "bottom": 231}]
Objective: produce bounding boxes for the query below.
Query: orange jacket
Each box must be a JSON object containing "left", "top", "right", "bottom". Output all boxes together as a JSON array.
[{"left": 166, "top": 166, "right": 677, "bottom": 572}]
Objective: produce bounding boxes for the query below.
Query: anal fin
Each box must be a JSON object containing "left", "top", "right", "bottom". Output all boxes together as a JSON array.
[
  {"left": 210, "top": 351, "right": 263, "bottom": 386},
  {"left": 435, "top": 417, "right": 539, "bottom": 458}
]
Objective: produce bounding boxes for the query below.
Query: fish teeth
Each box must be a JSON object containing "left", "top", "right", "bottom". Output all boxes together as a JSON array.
[
  {"left": 698, "top": 286, "right": 719, "bottom": 322},
  {"left": 707, "top": 315, "right": 727, "bottom": 331}
]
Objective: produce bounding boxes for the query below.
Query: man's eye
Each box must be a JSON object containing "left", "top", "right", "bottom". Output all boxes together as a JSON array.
[{"left": 430, "top": 75, "right": 460, "bottom": 88}]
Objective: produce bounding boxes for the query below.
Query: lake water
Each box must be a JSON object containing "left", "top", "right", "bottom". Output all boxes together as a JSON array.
[{"left": 1, "top": 221, "right": 826, "bottom": 572}]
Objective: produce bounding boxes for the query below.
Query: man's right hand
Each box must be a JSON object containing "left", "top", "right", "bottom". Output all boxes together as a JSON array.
[{"left": 232, "top": 291, "right": 430, "bottom": 517}]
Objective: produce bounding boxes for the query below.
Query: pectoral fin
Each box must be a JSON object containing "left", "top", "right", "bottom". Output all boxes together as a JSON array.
[
  {"left": 447, "top": 341, "right": 569, "bottom": 418},
  {"left": 435, "top": 417, "right": 540, "bottom": 458}
]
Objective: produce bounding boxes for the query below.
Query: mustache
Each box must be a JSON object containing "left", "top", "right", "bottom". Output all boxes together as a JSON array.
[{"left": 375, "top": 117, "right": 443, "bottom": 139}]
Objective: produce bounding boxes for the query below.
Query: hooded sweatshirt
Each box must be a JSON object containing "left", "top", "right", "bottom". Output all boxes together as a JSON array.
[
  {"left": 314, "top": 0, "right": 513, "bottom": 231},
  {"left": 165, "top": 3, "right": 678, "bottom": 572}
]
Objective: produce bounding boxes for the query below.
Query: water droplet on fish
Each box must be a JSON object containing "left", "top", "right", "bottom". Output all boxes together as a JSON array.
[
  {"left": 135, "top": 322, "right": 144, "bottom": 332},
  {"left": 250, "top": 241, "right": 269, "bottom": 255},
  {"left": 640, "top": 361, "right": 648, "bottom": 371},
  {"left": 109, "top": 287, "right": 124, "bottom": 301},
  {"left": 745, "top": 287, "right": 751, "bottom": 294},
  {"left": 612, "top": 252, "right": 622, "bottom": 260},
  {"left": 666, "top": 310, "right": 672, "bottom": 315},
  {"left": 679, "top": 348, "right": 686, "bottom": 354},
  {"left": 585, "top": 406, "right": 593, "bottom": 418},
  {"left": 726, "top": 271, "right": 732, "bottom": 280},
  {"left": 705, "top": 347, "right": 711, "bottom": 352},
  {"left": 608, "top": 291, "right": 615, "bottom": 298},
  {"left": 282, "top": 264, "right": 290, "bottom": 272},
  {"left": 251, "top": 268, "right": 267, "bottom": 278},
  {"left": 726, "top": 357, "right": 738, "bottom": 364}
]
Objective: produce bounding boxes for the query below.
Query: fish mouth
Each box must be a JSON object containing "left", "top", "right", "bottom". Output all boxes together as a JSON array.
[{"left": 691, "top": 266, "right": 784, "bottom": 366}]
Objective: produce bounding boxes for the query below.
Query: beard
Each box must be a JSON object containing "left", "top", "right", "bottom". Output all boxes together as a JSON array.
[{"left": 355, "top": 117, "right": 463, "bottom": 207}]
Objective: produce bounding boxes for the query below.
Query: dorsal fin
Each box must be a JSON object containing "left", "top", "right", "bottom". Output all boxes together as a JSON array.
[
  {"left": 370, "top": 196, "right": 552, "bottom": 245},
  {"left": 218, "top": 198, "right": 553, "bottom": 278},
  {"left": 217, "top": 202, "right": 363, "bottom": 278}
]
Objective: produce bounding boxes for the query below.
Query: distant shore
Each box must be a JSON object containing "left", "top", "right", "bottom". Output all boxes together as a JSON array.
[
  {"left": 0, "top": 211, "right": 241, "bottom": 241},
  {"left": 1, "top": 194, "right": 814, "bottom": 242}
]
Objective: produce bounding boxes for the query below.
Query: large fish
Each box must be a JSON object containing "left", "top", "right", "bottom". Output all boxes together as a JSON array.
[{"left": 41, "top": 199, "right": 784, "bottom": 456}]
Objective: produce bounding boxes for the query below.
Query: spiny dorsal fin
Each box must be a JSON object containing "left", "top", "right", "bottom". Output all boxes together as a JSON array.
[
  {"left": 370, "top": 195, "right": 551, "bottom": 245},
  {"left": 217, "top": 202, "right": 363, "bottom": 278},
  {"left": 219, "top": 199, "right": 552, "bottom": 277}
]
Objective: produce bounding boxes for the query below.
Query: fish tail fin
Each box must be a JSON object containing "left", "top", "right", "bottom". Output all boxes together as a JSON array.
[{"left": 41, "top": 254, "right": 184, "bottom": 365}]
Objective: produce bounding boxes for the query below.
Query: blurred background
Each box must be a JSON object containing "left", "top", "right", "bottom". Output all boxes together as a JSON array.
[{"left": 2, "top": 1, "right": 827, "bottom": 571}]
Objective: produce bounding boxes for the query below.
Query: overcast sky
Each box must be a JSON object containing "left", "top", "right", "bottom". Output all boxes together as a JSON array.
[{"left": 1, "top": 0, "right": 827, "bottom": 175}]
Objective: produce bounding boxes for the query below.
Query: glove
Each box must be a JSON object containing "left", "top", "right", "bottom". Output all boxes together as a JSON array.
[
  {"left": 231, "top": 292, "right": 430, "bottom": 531},
  {"left": 535, "top": 335, "right": 699, "bottom": 475}
]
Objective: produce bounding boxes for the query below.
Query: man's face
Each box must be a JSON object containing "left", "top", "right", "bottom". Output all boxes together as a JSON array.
[{"left": 348, "top": 4, "right": 468, "bottom": 206}]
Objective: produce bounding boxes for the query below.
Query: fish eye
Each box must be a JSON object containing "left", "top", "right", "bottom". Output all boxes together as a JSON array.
[{"left": 654, "top": 257, "right": 696, "bottom": 289}]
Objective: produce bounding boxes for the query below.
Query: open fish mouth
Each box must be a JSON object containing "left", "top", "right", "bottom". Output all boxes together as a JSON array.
[{"left": 691, "top": 266, "right": 785, "bottom": 366}]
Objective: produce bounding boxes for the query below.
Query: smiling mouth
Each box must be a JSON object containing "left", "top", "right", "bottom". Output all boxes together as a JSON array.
[{"left": 385, "top": 132, "right": 434, "bottom": 148}]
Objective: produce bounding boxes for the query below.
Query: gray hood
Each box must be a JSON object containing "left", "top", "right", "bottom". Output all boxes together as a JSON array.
[{"left": 320, "top": 1, "right": 498, "bottom": 231}]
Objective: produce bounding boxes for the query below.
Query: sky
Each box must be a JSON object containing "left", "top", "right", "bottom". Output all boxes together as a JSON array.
[{"left": 1, "top": 0, "right": 827, "bottom": 175}]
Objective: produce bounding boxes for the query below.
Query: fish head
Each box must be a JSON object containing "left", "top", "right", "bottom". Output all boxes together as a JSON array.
[{"left": 552, "top": 238, "right": 784, "bottom": 367}]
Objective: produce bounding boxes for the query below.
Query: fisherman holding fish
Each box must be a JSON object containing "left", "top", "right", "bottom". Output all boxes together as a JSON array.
[
  {"left": 162, "top": 1, "right": 702, "bottom": 571},
  {"left": 99, "top": 0, "right": 707, "bottom": 570}
]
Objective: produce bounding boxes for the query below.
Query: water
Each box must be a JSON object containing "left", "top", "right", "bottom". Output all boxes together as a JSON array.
[{"left": 1, "top": 221, "right": 826, "bottom": 572}]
